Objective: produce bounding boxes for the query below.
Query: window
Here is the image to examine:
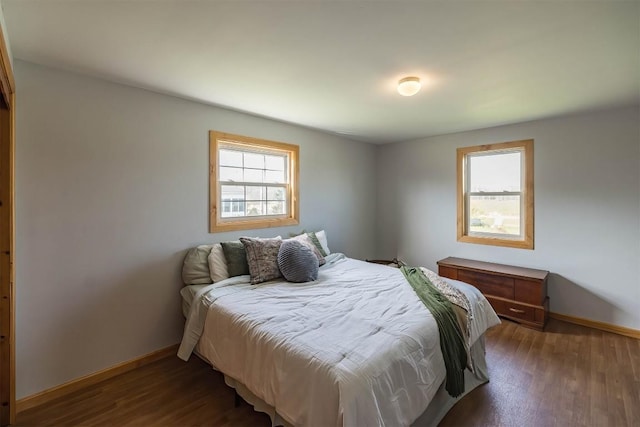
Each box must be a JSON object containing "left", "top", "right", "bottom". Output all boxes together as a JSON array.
[
  {"left": 457, "top": 139, "right": 534, "bottom": 249},
  {"left": 210, "top": 131, "right": 299, "bottom": 233}
]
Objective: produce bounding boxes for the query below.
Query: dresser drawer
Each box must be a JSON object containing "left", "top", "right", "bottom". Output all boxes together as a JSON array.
[
  {"left": 484, "top": 296, "right": 505, "bottom": 315},
  {"left": 502, "top": 300, "right": 536, "bottom": 322},
  {"left": 458, "top": 269, "right": 514, "bottom": 299}
]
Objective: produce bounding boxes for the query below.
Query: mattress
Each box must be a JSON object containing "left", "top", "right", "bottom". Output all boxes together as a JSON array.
[{"left": 179, "top": 253, "right": 500, "bottom": 426}]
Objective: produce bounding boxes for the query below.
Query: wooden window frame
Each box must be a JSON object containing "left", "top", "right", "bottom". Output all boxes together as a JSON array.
[
  {"left": 457, "top": 139, "right": 534, "bottom": 250},
  {"left": 209, "top": 131, "right": 299, "bottom": 233}
]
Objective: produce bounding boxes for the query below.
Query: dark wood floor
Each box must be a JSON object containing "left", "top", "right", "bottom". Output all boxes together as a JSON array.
[{"left": 16, "top": 319, "right": 640, "bottom": 426}]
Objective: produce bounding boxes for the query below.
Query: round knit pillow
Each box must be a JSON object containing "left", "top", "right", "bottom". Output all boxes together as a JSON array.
[{"left": 278, "top": 239, "right": 319, "bottom": 283}]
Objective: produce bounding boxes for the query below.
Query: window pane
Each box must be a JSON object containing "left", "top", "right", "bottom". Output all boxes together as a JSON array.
[
  {"left": 220, "top": 185, "right": 246, "bottom": 219},
  {"left": 219, "top": 149, "right": 243, "bottom": 167},
  {"left": 220, "top": 200, "right": 245, "bottom": 218},
  {"left": 246, "top": 201, "right": 265, "bottom": 216},
  {"left": 265, "top": 155, "right": 285, "bottom": 171},
  {"left": 469, "top": 151, "right": 521, "bottom": 192},
  {"left": 244, "top": 168, "right": 264, "bottom": 183},
  {"left": 246, "top": 186, "right": 265, "bottom": 201},
  {"left": 244, "top": 152, "right": 264, "bottom": 169},
  {"left": 265, "top": 170, "right": 285, "bottom": 184},
  {"left": 267, "top": 201, "right": 285, "bottom": 215},
  {"left": 267, "top": 186, "right": 285, "bottom": 201},
  {"left": 469, "top": 195, "right": 521, "bottom": 236},
  {"left": 219, "top": 166, "right": 243, "bottom": 182},
  {"left": 220, "top": 185, "right": 245, "bottom": 199}
]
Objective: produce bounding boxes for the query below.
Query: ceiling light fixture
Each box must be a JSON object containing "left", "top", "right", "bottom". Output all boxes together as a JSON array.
[{"left": 397, "top": 76, "right": 421, "bottom": 96}]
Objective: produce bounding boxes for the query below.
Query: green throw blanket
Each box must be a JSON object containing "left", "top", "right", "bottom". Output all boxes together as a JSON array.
[{"left": 400, "top": 266, "right": 467, "bottom": 397}]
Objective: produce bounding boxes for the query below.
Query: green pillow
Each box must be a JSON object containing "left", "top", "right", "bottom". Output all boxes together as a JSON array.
[
  {"left": 306, "top": 232, "right": 327, "bottom": 257},
  {"left": 221, "top": 241, "right": 249, "bottom": 277}
]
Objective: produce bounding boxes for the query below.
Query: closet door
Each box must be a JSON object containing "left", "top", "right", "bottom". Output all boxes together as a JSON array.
[
  {"left": 0, "top": 20, "right": 15, "bottom": 425},
  {"left": 0, "top": 95, "right": 13, "bottom": 427}
]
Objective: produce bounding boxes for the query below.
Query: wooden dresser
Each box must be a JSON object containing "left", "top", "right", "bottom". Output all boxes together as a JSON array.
[{"left": 437, "top": 257, "right": 549, "bottom": 331}]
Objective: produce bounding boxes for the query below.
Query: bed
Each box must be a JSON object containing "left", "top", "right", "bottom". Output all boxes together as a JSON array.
[{"left": 178, "top": 251, "right": 500, "bottom": 427}]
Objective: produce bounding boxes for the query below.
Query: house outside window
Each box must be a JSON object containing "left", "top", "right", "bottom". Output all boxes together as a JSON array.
[
  {"left": 210, "top": 131, "right": 299, "bottom": 233},
  {"left": 457, "top": 139, "right": 534, "bottom": 249}
]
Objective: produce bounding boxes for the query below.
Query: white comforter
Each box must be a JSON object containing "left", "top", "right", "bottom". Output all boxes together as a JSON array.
[{"left": 178, "top": 254, "right": 500, "bottom": 427}]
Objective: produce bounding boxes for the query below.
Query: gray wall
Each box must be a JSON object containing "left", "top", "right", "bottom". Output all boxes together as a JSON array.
[
  {"left": 376, "top": 106, "right": 640, "bottom": 330},
  {"left": 14, "top": 60, "right": 377, "bottom": 399}
]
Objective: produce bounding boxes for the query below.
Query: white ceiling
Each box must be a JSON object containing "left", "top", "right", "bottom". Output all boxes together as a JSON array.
[{"left": 2, "top": 0, "right": 639, "bottom": 143}]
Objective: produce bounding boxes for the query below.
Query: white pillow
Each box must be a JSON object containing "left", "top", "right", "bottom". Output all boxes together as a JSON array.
[
  {"left": 208, "top": 243, "right": 230, "bottom": 283},
  {"left": 315, "top": 230, "right": 330, "bottom": 255}
]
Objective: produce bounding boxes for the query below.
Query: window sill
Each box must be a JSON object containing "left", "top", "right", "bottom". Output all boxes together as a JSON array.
[
  {"left": 457, "top": 234, "right": 534, "bottom": 250},
  {"left": 210, "top": 216, "right": 299, "bottom": 233}
]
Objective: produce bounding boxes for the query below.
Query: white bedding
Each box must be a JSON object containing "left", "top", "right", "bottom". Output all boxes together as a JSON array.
[{"left": 178, "top": 254, "right": 500, "bottom": 426}]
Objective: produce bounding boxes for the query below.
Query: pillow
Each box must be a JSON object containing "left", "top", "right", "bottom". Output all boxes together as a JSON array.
[
  {"left": 290, "top": 233, "right": 325, "bottom": 266},
  {"left": 208, "top": 243, "right": 229, "bottom": 283},
  {"left": 182, "top": 245, "right": 214, "bottom": 285},
  {"left": 278, "top": 239, "right": 319, "bottom": 283},
  {"left": 240, "top": 237, "right": 283, "bottom": 284},
  {"left": 290, "top": 229, "right": 329, "bottom": 257},
  {"left": 315, "top": 230, "right": 331, "bottom": 255},
  {"left": 221, "top": 241, "right": 250, "bottom": 277},
  {"left": 306, "top": 232, "right": 327, "bottom": 257}
]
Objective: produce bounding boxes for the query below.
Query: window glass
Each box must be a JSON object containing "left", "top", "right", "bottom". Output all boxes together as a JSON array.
[
  {"left": 265, "top": 155, "right": 285, "bottom": 171},
  {"left": 244, "top": 168, "right": 264, "bottom": 183},
  {"left": 219, "top": 166, "right": 242, "bottom": 182},
  {"left": 469, "top": 152, "right": 521, "bottom": 192},
  {"left": 219, "top": 149, "right": 242, "bottom": 167},
  {"left": 244, "top": 152, "right": 265, "bottom": 169},
  {"left": 469, "top": 194, "right": 521, "bottom": 236}
]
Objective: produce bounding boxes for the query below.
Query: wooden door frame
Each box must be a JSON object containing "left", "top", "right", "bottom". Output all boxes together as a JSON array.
[{"left": 0, "top": 20, "right": 15, "bottom": 427}]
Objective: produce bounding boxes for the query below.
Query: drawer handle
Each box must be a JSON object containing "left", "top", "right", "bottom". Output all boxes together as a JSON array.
[{"left": 509, "top": 308, "right": 526, "bottom": 314}]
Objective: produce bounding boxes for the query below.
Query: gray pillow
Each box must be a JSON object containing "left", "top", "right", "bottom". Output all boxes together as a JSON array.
[
  {"left": 278, "top": 239, "right": 319, "bottom": 283},
  {"left": 221, "top": 241, "right": 249, "bottom": 277},
  {"left": 240, "top": 237, "right": 283, "bottom": 284}
]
